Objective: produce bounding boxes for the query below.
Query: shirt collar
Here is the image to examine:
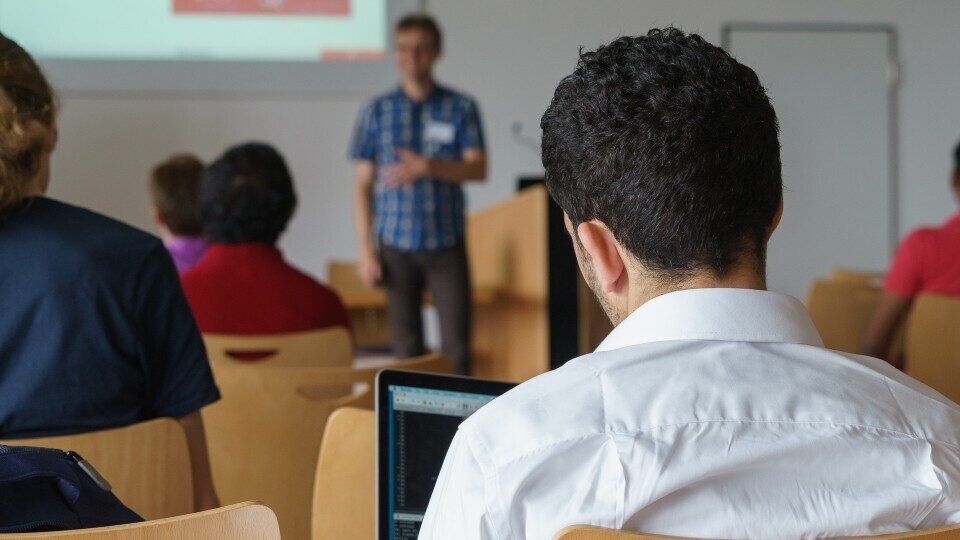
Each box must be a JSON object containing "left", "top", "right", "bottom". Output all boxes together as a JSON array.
[
  {"left": 164, "top": 235, "right": 207, "bottom": 252},
  {"left": 595, "top": 288, "right": 824, "bottom": 352},
  {"left": 394, "top": 82, "right": 444, "bottom": 104},
  {"left": 205, "top": 242, "right": 283, "bottom": 261}
]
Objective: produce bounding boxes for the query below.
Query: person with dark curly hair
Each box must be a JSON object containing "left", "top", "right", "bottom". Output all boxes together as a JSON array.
[
  {"left": 420, "top": 29, "right": 960, "bottom": 538},
  {"left": 181, "top": 142, "right": 349, "bottom": 335}
]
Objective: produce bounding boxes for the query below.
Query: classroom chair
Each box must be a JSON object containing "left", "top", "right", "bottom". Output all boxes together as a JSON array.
[
  {"left": 203, "top": 353, "right": 450, "bottom": 539},
  {"left": 2, "top": 418, "right": 192, "bottom": 520},
  {"left": 806, "top": 279, "right": 883, "bottom": 354},
  {"left": 311, "top": 407, "right": 375, "bottom": 540},
  {"left": 0, "top": 502, "right": 280, "bottom": 540},
  {"left": 203, "top": 326, "right": 353, "bottom": 367},
  {"left": 905, "top": 294, "right": 960, "bottom": 403},
  {"left": 553, "top": 523, "right": 960, "bottom": 539},
  {"left": 829, "top": 267, "right": 886, "bottom": 287}
]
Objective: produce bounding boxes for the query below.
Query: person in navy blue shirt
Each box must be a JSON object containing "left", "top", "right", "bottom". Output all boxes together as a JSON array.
[
  {"left": 349, "top": 14, "right": 486, "bottom": 374},
  {"left": 0, "top": 33, "right": 220, "bottom": 511}
]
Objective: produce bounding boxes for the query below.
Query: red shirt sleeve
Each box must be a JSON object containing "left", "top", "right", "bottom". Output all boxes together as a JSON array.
[{"left": 884, "top": 230, "right": 927, "bottom": 298}]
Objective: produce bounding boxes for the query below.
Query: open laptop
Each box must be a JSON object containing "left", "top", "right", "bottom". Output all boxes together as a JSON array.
[{"left": 376, "top": 369, "right": 515, "bottom": 540}]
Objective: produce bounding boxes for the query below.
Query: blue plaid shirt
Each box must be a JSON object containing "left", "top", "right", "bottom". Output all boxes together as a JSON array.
[{"left": 349, "top": 83, "right": 485, "bottom": 251}]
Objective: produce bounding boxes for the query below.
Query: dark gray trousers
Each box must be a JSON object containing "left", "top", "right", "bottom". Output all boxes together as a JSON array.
[{"left": 380, "top": 243, "right": 472, "bottom": 375}]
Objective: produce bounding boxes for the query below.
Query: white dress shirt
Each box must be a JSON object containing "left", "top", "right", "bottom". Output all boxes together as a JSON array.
[{"left": 419, "top": 288, "right": 960, "bottom": 539}]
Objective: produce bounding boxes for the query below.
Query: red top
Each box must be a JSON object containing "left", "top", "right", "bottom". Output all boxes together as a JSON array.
[
  {"left": 885, "top": 214, "right": 960, "bottom": 298},
  {"left": 181, "top": 243, "right": 350, "bottom": 334}
]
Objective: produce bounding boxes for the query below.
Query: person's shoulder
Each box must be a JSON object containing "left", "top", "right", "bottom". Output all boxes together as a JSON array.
[
  {"left": 19, "top": 198, "right": 162, "bottom": 257},
  {"left": 460, "top": 356, "right": 605, "bottom": 465},
  {"left": 899, "top": 224, "right": 941, "bottom": 252},
  {"left": 435, "top": 83, "right": 479, "bottom": 108},
  {"left": 832, "top": 349, "right": 960, "bottom": 448},
  {"left": 365, "top": 88, "right": 403, "bottom": 109}
]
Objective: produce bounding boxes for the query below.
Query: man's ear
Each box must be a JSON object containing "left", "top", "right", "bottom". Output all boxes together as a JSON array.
[
  {"left": 767, "top": 197, "right": 784, "bottom": 241},
  {"left": 576, "top": 220, "right": 626, "bottom": 294},
  {"left": 152, "top": 209, "right": 164, "bottom": 227}
]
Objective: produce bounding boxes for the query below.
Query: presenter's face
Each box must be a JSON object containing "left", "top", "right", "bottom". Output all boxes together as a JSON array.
[{"left": 395, "top": 29, "right": 439, "bottom": 81}]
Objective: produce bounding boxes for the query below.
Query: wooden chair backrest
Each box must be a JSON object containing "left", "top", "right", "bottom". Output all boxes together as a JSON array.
[
  {"left": 312, "top": 407, "right": 375, "bottom": 540},
  {"left": 805, "top": 279, "right": 881, "bottom": 354},
  {"left": 1, "top": 502, "right": 280, "bottom": 539},
  {"left": 905, "top": 294, "right": 960, "bottom": 403},
  {"left": 328, "top": 261, "right": 371, "bottom": 293},
  {"left": 553, "top": 523, "right": 960, "bottom": 540},
  {"left": 203, "top": 354, "right": 449, "bottom": 539},
  {"left": 2, "top": 418, "right": 192, "bottom": 520},
  {"left": 203, "top": 326, "right": 353, "bottom": 367},
  {"left": 829, "top": 267, "right": 885, "bottom": 287},
  {"left": 294, "top": 354, "right": 453, "bottom": 409}
]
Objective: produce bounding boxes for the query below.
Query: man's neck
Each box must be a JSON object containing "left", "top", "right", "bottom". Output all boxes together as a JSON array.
[
  {"left": 627, "top": 260, "right": 767, "bottom": 317},
  {"left": 401, "top": 76, "right": 434, "bottom": 102}
]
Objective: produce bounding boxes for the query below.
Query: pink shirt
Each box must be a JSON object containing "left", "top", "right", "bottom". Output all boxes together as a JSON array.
[
  {"left": 885, "top": 214, "right": 960, "bottom": 298},
  {"left": 164, "top": 236, "right": 208, "bottom": 274}
]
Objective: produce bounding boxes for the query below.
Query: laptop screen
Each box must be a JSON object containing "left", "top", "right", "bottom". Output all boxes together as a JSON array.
[{"left": 377, "top": 371, "right": 514, "bottom": 540}]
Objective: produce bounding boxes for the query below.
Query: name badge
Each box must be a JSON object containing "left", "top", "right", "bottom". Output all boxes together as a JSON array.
[{"left": 424, "top": 120, "right": 456, "bottom": 144}]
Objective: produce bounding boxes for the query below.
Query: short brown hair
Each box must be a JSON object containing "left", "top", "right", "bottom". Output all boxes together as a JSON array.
[
  {"left": 149, "top": 154, "right": 205, "bottom": 236},
  {"left": 395, "top": 14, "right": 442, "bottom": 51},
  {"left": 0, "top": 33, "right": 56, "bottom": 214}
]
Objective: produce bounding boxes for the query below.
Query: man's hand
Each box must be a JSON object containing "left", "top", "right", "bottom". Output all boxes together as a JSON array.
[
  {"left": 383, "top": 149, "right": 429, "bottom": 188},
  {"left": 358, "top": 249, "right": 383, "bottom": 288}
]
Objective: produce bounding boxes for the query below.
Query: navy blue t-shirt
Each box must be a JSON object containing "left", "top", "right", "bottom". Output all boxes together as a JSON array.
[{"left": 0, "top": 197, "right": 220, "bottom": 438}]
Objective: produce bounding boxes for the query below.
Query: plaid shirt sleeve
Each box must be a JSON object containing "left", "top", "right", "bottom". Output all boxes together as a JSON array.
[
  {"left": 456, "top": 97, "right": 486, "bottom": 152},
  {"left": 348, "top": 102, "right": 378, "bottom": 161}
]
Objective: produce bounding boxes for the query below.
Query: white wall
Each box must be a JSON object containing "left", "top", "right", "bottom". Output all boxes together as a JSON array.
[{"left": 48, "top": 0, "right": 960, "bottom": 282}]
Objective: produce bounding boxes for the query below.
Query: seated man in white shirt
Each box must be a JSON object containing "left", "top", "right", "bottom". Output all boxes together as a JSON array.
[{"left": 419, "top": 27, "right": 960, "bottom": 539}]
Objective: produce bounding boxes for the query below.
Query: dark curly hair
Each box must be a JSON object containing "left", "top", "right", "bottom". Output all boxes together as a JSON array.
[
  {"left": 200, "top": 142, "right": 296, "bottom": 245},
  {"left": 540, "top": 27, "right": 782, "bottom": 277}
]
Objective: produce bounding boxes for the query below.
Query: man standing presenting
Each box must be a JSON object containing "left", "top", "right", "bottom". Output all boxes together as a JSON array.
[{"left": 349, "top": 14, "right": 486, "bottom": 375}]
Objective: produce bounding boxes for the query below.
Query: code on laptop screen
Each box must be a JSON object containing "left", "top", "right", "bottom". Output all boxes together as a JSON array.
[{"left": 386, "top": 385, "right": 497, "bottom": 540}]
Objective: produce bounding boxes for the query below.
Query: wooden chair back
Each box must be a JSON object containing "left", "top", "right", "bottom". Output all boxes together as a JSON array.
[
  {"left": 829, "top": 267, "right": 885, "bottom": 287},
  {"left": 203, "top": 353, "right": 450, "bottom": 539},
  {"left": 905, "top": 294, "right": 960, "bottom": 403},
  {"left": 553, "top": 523, "right": 960, "bottom": 539},
  {"left": 2, "top": 418, "right": 192, "bottom": 520},
  {"left": 1, "top": 502, "right": 280, "bottom": 539},
  {"left": 806, "top": 279, "right": 882, "bottom": 354},
  {"left": 312, "top": 407, "right": 375, "bottom": 540},
  {"left": 296, "top": 353, "right": 453, "bottom": 409},
  {"left": 203, "top": 326, "right": 353, "bottom": 367},
  {"left": 328, "top": 261, "right": 371, "bottom": 293}
]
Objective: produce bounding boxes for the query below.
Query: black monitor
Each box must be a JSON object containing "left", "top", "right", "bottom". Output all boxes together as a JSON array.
[{"left": 375, "top": 369, "right": 515, "bottom": 540}]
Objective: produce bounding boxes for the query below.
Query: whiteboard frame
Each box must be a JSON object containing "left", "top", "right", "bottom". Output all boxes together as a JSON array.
[{"left": 721, "top": 22, "right": 900, "bottom": 256}]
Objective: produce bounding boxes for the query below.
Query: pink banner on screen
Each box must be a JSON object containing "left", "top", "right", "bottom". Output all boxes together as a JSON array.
[
  {"left": 173, "top": 0, "right": 350, "bottom": 16},
  {"left": 321, "top": 49, "right": 384, "bottom": 61}
]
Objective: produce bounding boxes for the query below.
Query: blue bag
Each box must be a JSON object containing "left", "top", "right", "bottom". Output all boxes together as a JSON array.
[{"left": 0, "top": 444, "right": 142, "bottom": 533}]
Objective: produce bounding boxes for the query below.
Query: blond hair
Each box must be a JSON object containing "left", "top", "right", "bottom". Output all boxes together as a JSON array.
[{"left": 0, "top": 33, "right": 55, "bottom": 214}]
